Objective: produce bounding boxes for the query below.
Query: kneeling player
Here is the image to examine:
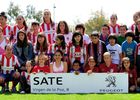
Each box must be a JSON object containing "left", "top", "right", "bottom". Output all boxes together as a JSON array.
[{"left": 0, "top": 44, "right": 20, "bottom": 93}]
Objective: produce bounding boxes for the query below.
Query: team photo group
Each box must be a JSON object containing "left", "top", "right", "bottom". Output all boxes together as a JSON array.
[{"left": 0, "top": 9, "right": 140, "bottom": 94}]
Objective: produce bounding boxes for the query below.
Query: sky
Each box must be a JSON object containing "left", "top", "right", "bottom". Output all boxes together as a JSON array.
[{"left": 0, "top": 0, "right": 140, "bottom": 26}]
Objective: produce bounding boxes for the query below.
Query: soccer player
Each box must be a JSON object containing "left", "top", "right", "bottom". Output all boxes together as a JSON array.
[
  {"left": 0, "top": 26, "right": 9, "bottom": 54},
  {"left": 0, "top": 44, "right": 20, "bottom": 93},
  {"left": 106, "top": 34, "right": 122, "bottom": 67},
  {"left": 109, "top": 14, "right": 120, "bottom": 34},
  {"left": 28, "top": 21, "right": 43, "bottom": 46},
  {"left": 69, "top": 31, "right": 87, "bottom": 68},
  {"left": 41, "top": 9, "right": 56, "bottom": 44},
  {"left": 54, "top": 21, "right": 73, "bottom": 45},
  {"left": 11, "top": 15, "right": 28, "bottom": 43},
  {"left": 75, "top": 24, "right": 91, "bottom": 45},
  {"left": 0, "top": 12, "right": 12, "bottom": 39}
]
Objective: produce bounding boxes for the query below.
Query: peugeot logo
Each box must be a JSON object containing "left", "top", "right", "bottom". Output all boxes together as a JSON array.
[{"left": 105, "top": 75, "right": 116, "bottom": 87}]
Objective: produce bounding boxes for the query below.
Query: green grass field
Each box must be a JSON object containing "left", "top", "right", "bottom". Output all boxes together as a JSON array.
[{"left": 0, "top": 94, "right": 140, "bottom": 100}]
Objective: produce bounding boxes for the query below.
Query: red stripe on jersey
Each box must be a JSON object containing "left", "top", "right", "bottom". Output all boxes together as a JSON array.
[
  {"left": 33, "top": 34, "right": 37, "bottom": 44},
  {"left": 41, "top": 23, "right": 45, "bottom": 31},
  {"left": 27, "top": 75, "right": 30, "bottom": 80},
  {"left": 1, "top": 54, "right": 4, "bottom": 66},
  {"left": 48, "top": 34, "right": 51, "bottom": 45},
  {"left": 6, "top": 56, "right": 10, "bottom": 67},
  {"left": 21, "top": 71, "right": 25, "bottom": 76},
  {"left": 75, "top": 46, "right": 81, "bottom": 61},
  {"left": 13, "top": 26, "right": 17, "bottom": 36},
  {"left": 3, "top": 26, "right": 6, "bottom": 36}
]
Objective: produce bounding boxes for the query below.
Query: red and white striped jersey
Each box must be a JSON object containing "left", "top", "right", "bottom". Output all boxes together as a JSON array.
[
  {"left": 49, "top": 43, "right": 68, "bottom": 55},
  {"left": 12, "top": 25, "right": 30, "bottom": 42},
  {"left": 21, "top": 71, "right": 30, "bottom": 85},
  {"left": 69, "top": 43, "right": 87, "bottom": 64},
  {"left": 41, "top": 23, "right": 56, "bottom": 44},
  {"left": 53, "top": 32, "right": 73, "bottom": 45},
  {"left": 0, "top": 54, "right": 20, "bottom": 74},
  {"left": 28, "top": 28, "right": 43, "bottom": 45},
  {"left": 109, "top": 24, "right": 120, "bottom": 34},
  {"left": 0, "top": 38, "right": 9, "bottom": 55},
  {"left": 28, "top": 32, "right": 38, "bottom": 46},
  {"left": 0, "top": 25, "right": 12, "bottom": 38}
]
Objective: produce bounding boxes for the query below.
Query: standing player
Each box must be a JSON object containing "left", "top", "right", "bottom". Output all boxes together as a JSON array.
[
  {"left": 75, "top": 24, "right": 91, "bottom": 45},
  {"left": 0, "top": 12, "right": 12, "bottom": 40},
  {"left": 11, "top": 15, "right": 28, "bottom": 43},
  {"left": 54, "top": 21, "right": 73, "bottom": 45},
  {"left": 69, "top": 31, "right": 87, "bottom": 69},
  {"left": 109, "top": 14, "right": 120, "bottom": 35},
  {"left": 28, "top": 21, "right": 43, "bottom": 46},
  {"left": 0, "top": 26, "right": 9, "bottom": 55},
  {"left": 41, "top": 9, "right": 56, "bottom": 45}
]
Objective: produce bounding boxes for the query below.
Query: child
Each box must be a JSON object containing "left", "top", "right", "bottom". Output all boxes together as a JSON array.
[
  {"left": 106, "top": 34, "right": 122, "bottom": 67},
  {"left": 34, "top": 32, "right": 48, "bottom": 56},
  {"left": 122, "top": 31, "right": 137, "bottom": 65},
  {"left": 0, "top": 12, "right": 12, "bottom": 39},
  {"left": 50, "top": 50, "right": 67, "bottom": 73},
  {"left": 117, "top": 25, "right": 127, "bottom": 45},
  {"left": 0, "top": 44, "right": 20, "bottom": 93},
  {"left": 20, "top": 61, "right": 33, "bottom": 93},
  {"left": 70, "top": 60, "right": 83, "bottom": 74},
  {"left": 75, "top": 24, "right": 90, "bottom": 45},
  {"left": 100, "top": 24, "right": 110, "bottom": 45},
  {"left": 99, "top": 52, "right": 118, "bottom": 73},
  {"left": 69, "top": 31, "right": 87, "bottom": 68},
  {"left": 87, "top": 31, "right": 107, "bottom": 65},
  {"left": 32, "top": 53, "right": 50, "bottom": 73},
  {"left": 84, "top": 56, "right": 99, "bottom": 75},
  {"left": 28, "top": 21, "right": 43, "bottom": 46},
  {"left": 120, "top": 57, "right": 137, "bottom": 92},
  {"left": 49, "top": 34, "right": 68, "bottom": 61}
]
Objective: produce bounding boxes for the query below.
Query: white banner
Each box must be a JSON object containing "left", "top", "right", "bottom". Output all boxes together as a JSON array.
[{"left": 30, "top": 73, "right": 128, "bottom": 93}]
